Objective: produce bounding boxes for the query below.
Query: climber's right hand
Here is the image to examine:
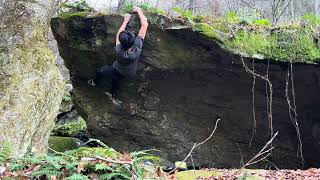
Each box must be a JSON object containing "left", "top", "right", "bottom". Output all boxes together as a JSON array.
[
  {"left": 133, "top": 6, "right": 142, "bottom": 13},
  {"left": 124, "top": 14, "right": 132, "bottom": 22}
]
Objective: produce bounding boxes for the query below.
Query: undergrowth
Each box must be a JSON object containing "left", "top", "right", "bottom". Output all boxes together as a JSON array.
[
  {"left": 0, "top": 142, "right": 160, "bottom": 180},
  {"left": 122, "top": 2, "right": 166, "bottom": 15}
]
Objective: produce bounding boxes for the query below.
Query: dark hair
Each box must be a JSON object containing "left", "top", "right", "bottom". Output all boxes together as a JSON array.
[{"left": 119, "top": 30, "right": 135, "bottom": 50}]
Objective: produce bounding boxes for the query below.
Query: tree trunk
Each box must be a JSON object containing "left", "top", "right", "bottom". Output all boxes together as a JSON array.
[
  {"left": 117, "top": 0, "right": 126, "bottom": 12},
  {"left": 188, "top": 0, "right": 195, "bottom": 14}
]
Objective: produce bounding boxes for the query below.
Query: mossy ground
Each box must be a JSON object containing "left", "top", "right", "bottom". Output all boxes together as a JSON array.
[{"left": 176, "top": 169, "right": 267, "bottom": 180}]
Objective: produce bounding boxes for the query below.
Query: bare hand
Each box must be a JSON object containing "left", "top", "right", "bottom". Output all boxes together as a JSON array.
[
  {"left": 124, "top": 14, "right": 132, "bottom": 22},
  {"left": 133, "top": 6, "right": 141, "bottom": 13}
]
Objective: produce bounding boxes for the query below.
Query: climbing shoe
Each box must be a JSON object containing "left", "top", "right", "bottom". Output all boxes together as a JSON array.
[
  {"left": 87, "top": 79, "right": 96, "bottom": 87},
  {"left": 105, "top": 92, "right": 123, "bottom": 106}
]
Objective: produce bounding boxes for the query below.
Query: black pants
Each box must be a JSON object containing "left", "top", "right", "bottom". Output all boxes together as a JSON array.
[{"left": 93, "top": 64, "right": 124, "bottom": 97}]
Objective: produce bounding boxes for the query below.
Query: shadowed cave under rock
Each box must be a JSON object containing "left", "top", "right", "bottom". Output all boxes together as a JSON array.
[{"left": 51, "top": 13, "right": 320, "bottom": 169}]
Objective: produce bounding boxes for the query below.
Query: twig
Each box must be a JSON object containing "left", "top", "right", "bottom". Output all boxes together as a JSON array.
[
  {"left": 95, "top": 156, "right": 137, "bottom": 179},
  {"left": 231, "top": 132, "right": 278, "bottom": 178},
  {"left": 94, "top": 156, "right": 133, "bottom": 165},
  {"left": 242, "top": 132, "right": 278, "bottom": 168},
  {"left": 249, "top": 59, "right": 256, "bottom": 147},
  {"left": 81, "top": 138, "right": 109, "bottom": 148},
  {"left": 236, "top": 143, "right": 244, "bottom": 167},
  {"left": 169, "top": 119, "right": 221, "bottom": 174}
]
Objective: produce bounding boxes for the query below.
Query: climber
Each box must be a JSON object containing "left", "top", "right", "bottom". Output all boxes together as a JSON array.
[{"left": 88, "top": 6, "right": 148, "bottom": 104}]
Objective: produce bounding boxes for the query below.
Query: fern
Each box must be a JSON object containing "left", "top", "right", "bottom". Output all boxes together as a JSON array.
[
  {"left": 21, "top": 154, "right": 47, "bottom": 164},
  {"left": 0, "top": 142, "right": 12, "bottom": 164},
  {"left": 31, "top": 166, "right": 62, "bottom": 177},
  {"left": 95, "top": 163, "right": 113, "bottom": 171},
  {"left": 8, "top": 162, "right": 26, "bottom": 171},
  {"left": 67, "top": 174, "right": 89, "bottom": 180},
  {"left": 100, "top": 172, "right": 131, "bottom": 180}
]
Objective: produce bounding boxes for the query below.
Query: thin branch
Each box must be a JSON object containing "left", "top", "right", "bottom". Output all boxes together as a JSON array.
[
  {"left": 169, "top": 119, "right": 221, "bottom": 174},
  {"left": 81, "top": 156, "right": 133, "bottom": 165},
  {"left": 243, "top": 132, "right": 278, "bottom": 168},
  {"left": 249, "top": 59, "right": 256, "bottom": 147}
]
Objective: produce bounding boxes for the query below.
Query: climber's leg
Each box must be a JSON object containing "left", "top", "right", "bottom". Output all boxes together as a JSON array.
[
  {"left": 110, "top": 69, "right": 125, "bottom": 98},
  {"left": 88, "top": 64, "right": 113, "bottom": 86}
]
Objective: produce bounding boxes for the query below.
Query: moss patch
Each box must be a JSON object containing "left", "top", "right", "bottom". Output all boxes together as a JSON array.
[
  {"left": 177, "top": 170, "right": 223, "bottom": 180},
  {"left": 48, "top": 136, "right": 81, "bottom": 152},
  {"left": 71, "top": 147, "right": 119, "bottom": 159},
  {"left": 196, "top": 22, "right": 320, "bottom": 62},
  {"left": 177, "top": 169, "right": 267, "bottom": 180},
  {"left": 58, "top": 12, "right": 89, "bottom": 19},
  {"left": 52, "top": 116, "right": 87, "bottom": 137}
]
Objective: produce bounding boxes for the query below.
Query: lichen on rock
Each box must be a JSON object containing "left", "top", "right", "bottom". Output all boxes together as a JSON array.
[{"left": 0, "top": 0, "right": 64, "bottom": 156}]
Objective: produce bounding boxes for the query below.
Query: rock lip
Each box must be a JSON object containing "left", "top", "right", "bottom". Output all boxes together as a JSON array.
[{"left": 51, "top": 13, "right": 320, "bottom": 168}]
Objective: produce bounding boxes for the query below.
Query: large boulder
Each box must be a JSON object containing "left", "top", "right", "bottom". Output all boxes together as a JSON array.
[
  {"left": 0, "top": 0, "right": 64, "bottom": 156},
  {"left": 51, "top": 13, "right": 320, "bottom": 168}
]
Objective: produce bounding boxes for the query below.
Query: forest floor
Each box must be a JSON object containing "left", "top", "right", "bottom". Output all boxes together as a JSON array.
[{"left": 173, "top": 168, "right": 320, "bottom": 180}]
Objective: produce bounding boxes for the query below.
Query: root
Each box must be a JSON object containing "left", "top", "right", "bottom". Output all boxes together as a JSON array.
[
  {"left": 285, "top": 63, "right": 304, "bottom": 166},
  {"left": 241, "top": 57, "right": 274, "bottom": 140},
  {"left": 249, "top": 59, "right": 257, "bottom": 147}
]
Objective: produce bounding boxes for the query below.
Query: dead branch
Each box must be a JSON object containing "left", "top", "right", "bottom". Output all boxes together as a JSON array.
[
  {"left": 243, "top": 132, "right": 278, "bottom": 168},
  {"left": 169, "top": 118, "right": 221, "bottom": 174},
  {"left": 94, "top": 156, "right": 133, "bottom": 165}
]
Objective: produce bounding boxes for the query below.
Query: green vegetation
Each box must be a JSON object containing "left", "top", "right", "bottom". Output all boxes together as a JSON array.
[
  {"left": 49, "top": 137, "right": 82, "bottom": 152},
  {"left": 0, "top": 141, "right": 160, "bottom": 179},
  {"left": 176, "top": 170, "right": 222, "bottom": 180},
  {"left": 172, "top": 7, "right": 204, "bottom": 23},
  {"left": 60, "top": 0, "right": 93, "bottom": 13},
  {"left": 58, "top": 11, "right": 89, "bottom": 19},
  {"left": 192, "top": 12, "right": 320, "bottom": 62},
  {"left": 302, "top": 13, "right": 320, "bottom": 26},
  {"left": 52, "top": 117, "right": 87, "bottom": 136},
  {"left": 122, "top": 2, "right": 166, "bottom": 15},
  {"left": 0, "top": 142, "right": 12, "bottom": 164}
]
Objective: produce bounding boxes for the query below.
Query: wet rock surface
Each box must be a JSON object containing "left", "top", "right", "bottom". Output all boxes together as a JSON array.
[{"left": 51, "top": 13, "right": 320, "bottom": 168}]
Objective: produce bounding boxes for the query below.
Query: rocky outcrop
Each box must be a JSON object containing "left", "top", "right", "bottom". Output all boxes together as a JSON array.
[
  {"left": 0, "top": 0, "right": 64, "bottom": 156},
  {"left": 51, "top": 13, "right": 320, "bottom": 168}
]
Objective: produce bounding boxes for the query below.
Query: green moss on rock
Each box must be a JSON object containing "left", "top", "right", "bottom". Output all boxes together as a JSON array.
[
  {"left": 71, "top": 147, "right": 119, "bottom": 159},
  {"left": 58, "top": 12, "right": 89, "bottom": 19},
  {"left": 191, "top": 14, "right": 320, "bottom": 62},
  {"left": 49, "top": 136, "right": 82, "bottom": 153},
  {"left": 53, "top": 116, "right": 86, "bottom": 137}
]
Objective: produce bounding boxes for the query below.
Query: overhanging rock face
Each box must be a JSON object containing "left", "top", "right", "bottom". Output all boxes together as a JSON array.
[{"left": 51, "top": 13, "right": 320, "bottom": 168}]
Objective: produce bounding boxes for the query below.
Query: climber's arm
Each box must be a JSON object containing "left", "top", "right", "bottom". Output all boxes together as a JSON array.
[
  {"left": 133, "top": 7, "right": 148, "bottom": 39},
  {"left": 116, "top": 14, "right": 131, "bottom": 46}
]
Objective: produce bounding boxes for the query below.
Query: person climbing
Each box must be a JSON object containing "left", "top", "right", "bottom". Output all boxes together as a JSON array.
[{"left": 88, "top": 6, "right": 148, "bottom": 105}]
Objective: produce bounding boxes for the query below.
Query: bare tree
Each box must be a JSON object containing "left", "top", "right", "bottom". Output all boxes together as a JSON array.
[
  {"left": 271, "top": 0, "right": 291, "bottom": 23},
  {"left": 117, "top": 0, "right": 126, "bottom": 12},
  {"left": 188, "top": 0, "right": 196, "bottom": 14}
]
